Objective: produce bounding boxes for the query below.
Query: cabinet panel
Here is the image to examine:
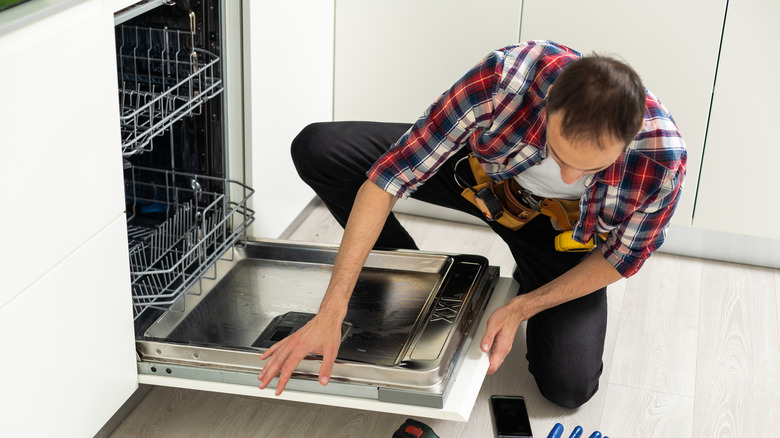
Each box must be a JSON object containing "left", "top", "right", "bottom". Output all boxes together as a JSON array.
[
  {"left": 334, "top": 0, "right": 522, "bottom": 123},
  {"left": 692, "top": 0, "right": 780, "bottom": 239},
  {"left": 0, "top": 216, "right": 137, "bottom": 437},
  {"left": 0, "top": 0, "right": 125, "bottom": 307},
  {"left": 245, "top": 0, "right": 334, "bottom": 238},
  {"left": 519, "top": 0, "right": 726, "bottom": 227}
]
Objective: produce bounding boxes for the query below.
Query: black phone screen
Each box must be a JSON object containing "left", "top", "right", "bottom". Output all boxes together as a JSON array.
[{"left": 490, "top": 395, "right": 533, "bottom": 438}]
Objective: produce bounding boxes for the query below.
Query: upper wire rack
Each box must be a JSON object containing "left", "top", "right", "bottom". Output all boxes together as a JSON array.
[{"left": 116, "top": 25, "right": 223, "bottom": 157}]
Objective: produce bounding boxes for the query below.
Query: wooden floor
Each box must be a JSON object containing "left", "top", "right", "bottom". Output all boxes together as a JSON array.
[{"left": 110, "top": 202, "right": 780, "bottom": 437}]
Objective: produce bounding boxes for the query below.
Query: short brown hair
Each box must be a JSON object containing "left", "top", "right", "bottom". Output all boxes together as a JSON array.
[{"left": 547, "top": 55, "right": 646, "bottom": 148}]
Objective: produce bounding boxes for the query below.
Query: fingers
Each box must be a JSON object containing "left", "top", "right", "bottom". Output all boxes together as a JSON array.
[
  {"left": 257, "top": 317, "right": 342, "bottom": 395},
  {"left": 258, "top": 338, "right": 282, "bottom": 361},
  {"left": 257, "top": 339, "right": 306, "bottom": 393},
  {"left": 480, "top": 317, "right": 499, "bottom": 353},
  {"left": 318, "top": 345, "right": 338, "bottom": 386},
  {"left": 486, "top": 332, "right": 513, "bottom": 375},
  {"left": 273, "top": 361, "right": 299, "bottom": 396},
  {"left": 480, "top": 306, "right": 519, "bottom": 375},
  {"left": 258, "top": 345, "right": 334, "bottom": 394}
]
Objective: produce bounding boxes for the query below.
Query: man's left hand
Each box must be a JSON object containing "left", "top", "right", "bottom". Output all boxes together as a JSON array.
[{"left": 480, "top": 298, "right": 526, "bottom": 374}]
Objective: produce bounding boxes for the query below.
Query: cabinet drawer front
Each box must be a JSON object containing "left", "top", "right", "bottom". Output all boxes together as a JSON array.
[{"left": 0, "top": 217, "right": 137, "bottom": 437}]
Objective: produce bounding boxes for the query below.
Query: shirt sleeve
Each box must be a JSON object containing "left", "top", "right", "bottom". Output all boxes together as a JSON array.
[
  {"left": 600, "top": 155, "right": 687, "bottom": 278},
  {"left": 366, "top": 51, "right": 504, "bottom": 198}
]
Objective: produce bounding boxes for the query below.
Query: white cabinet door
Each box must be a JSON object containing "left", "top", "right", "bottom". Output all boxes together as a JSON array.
[
  {"left": 0, "top": 216, "right": 137, "bottom": 438},
  {"left": 0, "top": 0, "right": 126, "bottom": 308},
  {"left": 244, "top": 0, "right": 335, "bottom": 239},
  {"left": 692, "top": 0, "right": 780, "bottom": 239},
  {"left": 334, "top": 0, "right": 522, "bottom": 124},
  {"left": 519, "top": 0, "right": 726, "bottom": 228}
]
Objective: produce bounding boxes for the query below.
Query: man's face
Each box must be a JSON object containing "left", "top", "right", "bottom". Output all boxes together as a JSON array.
[{"left": 546, "top": 112, "right": 626, "bottom": 184}]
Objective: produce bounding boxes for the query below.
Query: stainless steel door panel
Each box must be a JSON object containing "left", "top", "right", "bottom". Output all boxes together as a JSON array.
[{"left": 136, "top": 240, "right": 498, "bottom": 406}]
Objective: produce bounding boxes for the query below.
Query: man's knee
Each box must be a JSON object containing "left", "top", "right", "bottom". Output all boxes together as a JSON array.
[
  {"left": 290, "top": 122, "right": 333, "bottom": 180},
  {"left": 532, "top": 362, "right": 601, "bottom": 409}
]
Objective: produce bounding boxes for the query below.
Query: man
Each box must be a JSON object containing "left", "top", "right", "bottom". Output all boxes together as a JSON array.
[{"left": 258, "top": 40, "right": 686, "bottom": 408}]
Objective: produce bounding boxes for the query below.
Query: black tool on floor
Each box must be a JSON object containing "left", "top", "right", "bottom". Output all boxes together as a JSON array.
[{"left": 392, "top": 418, "right": 440, "bottom": 438}]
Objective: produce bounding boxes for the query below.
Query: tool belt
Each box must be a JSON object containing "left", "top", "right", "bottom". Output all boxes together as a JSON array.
[{"left": 457, "top": 155, "right": 597, "bottom": 252}]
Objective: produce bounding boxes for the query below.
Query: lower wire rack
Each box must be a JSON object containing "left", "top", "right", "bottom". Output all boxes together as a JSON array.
[{"left": 125, "top": 166, "right": 254, "bottom": 320}]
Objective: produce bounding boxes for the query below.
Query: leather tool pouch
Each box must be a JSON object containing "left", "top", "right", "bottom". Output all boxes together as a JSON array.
[
  {"left": 458, "top": 156, "right": 538, "bottom": 230},
  {"left": 459, "top": 156, "right": 587, "bottom": 239}
]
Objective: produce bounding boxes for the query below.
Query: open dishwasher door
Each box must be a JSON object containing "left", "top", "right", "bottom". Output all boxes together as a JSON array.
[{"left": 134, "top": 240, "right": 517, "bottom": 421}]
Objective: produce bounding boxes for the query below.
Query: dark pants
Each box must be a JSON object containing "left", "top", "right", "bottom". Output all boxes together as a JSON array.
[{"left": 291, "top": 121, "right": 607, "bottom": 408}]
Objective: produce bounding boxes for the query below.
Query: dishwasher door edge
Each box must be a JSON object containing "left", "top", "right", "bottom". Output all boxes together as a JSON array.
[{"left": 137, "top": 277, "right": 518, "bottom": 421}]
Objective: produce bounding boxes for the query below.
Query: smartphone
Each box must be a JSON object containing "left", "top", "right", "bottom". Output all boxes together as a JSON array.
[{"left": 490, "top": 395, "right": 533, "bottom": 438}]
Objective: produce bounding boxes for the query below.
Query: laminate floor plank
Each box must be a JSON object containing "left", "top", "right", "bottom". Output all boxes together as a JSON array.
[
  {"left": 599, "top": 384, "right": 695, "bottom": 436},
  {"left": 609, "top": 254, "right": 702, "bottom": 397},
  {"left": 693, "top": 261, "right": 780, "bottom": 437}
]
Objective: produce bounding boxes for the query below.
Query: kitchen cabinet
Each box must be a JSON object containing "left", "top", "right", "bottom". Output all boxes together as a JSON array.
[
  {"left": 690, "top": 0, "right": 780, "bottom": 239},
  {"left": 0, "top": 1, "right": 137, "bottom": 436}
]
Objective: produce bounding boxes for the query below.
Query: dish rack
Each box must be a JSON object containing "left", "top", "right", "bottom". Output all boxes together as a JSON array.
[
  {"left": 116, "top": 24, "right": 223, "bottom": 157},
  {"left": 125, "top": 166, "right": 255, "bottom": 320}
]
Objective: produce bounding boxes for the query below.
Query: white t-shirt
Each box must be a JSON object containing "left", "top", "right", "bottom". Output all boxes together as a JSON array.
[{"left": 513, "top": 155, "right": 587, "bottom": 200}]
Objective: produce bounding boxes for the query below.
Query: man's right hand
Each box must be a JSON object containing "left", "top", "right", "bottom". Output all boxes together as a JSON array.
[
  {"left": 259, "top": 180, "right": 397, "bottom": 396},
  {"left": 257, "top": 311, "right": 345, "bottom": 395}
]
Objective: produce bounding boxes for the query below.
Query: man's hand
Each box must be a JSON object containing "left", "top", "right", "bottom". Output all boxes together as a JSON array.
[
  {"left": 479, "top": 252, "right": 623, "bottom": 375},
  {"left": 258, "top": 180, "right": 398, "bottom": 396},
  {"left": 480, "top": 298, "right": 526, "bottom": 374},
  {"left": 258, "top": 312, "right": 344, "bottom": 395}
]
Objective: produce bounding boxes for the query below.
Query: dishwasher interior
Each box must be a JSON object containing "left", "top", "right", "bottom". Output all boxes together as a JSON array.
[{"left": 115, "top": 0, "right": 499, "bottom": 409}]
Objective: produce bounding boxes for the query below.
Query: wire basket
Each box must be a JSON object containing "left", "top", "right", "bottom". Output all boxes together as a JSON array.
[
  {"left": 116, "top": 25, "right": 223, "bottom": 157},
  {"left": 125, "top": 166, "right": 254, "bottom": 320}
]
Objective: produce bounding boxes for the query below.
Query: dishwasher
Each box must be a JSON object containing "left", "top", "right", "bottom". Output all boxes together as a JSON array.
[{"left": 113, "top": 0, "right": 512, "bottom": 419}]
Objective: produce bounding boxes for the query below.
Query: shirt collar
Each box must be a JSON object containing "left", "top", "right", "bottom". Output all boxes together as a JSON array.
[{"left": 586, "top": 152, "right": 626, "bottom": 187}]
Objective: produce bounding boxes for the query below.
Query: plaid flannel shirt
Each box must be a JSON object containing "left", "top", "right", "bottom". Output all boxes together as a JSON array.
[{"left": 367, "top": 41, "right": 687, "bottom": 278}]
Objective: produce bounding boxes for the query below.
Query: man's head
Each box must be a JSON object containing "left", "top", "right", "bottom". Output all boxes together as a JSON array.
[{"left": 545, "top": 55, "right": 646, "bottom": 184}]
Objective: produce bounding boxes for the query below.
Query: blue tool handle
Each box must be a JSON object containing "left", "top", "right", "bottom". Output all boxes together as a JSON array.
[
  {"left": 587, "top": 432, "right": 602, "bottom": 438},
  {"left": 568, "top": 425, "right": 583, "bottom": 438},
  {"left": 547, "top": 423, "right": 564, "bottom": 438}
]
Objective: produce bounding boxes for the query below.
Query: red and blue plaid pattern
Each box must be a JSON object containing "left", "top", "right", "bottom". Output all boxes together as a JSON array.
[{"left": 367, "top": 41, "right": 687, "bottom": 277}]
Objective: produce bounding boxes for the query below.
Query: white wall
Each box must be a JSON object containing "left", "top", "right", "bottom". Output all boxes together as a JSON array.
[{"left": 245, "top": 0, "right": 334, "bottom": 238}]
